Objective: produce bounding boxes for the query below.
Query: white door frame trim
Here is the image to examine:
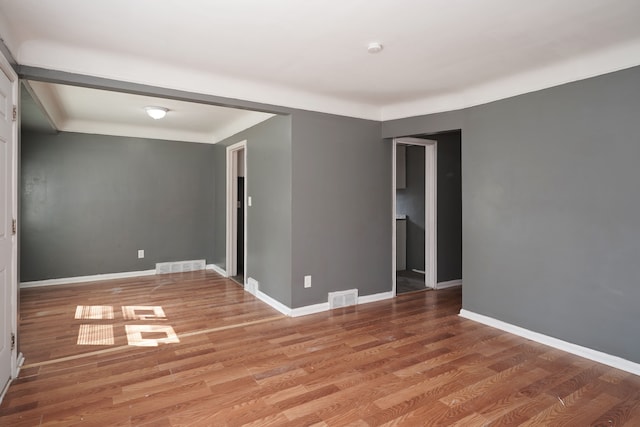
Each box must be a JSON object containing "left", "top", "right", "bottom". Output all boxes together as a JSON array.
[
  {"left": 0, "top": 51, "right": 20, "bottom": 397},
  {"left": 225, "top": 140, "right": 247, "bottom": 282},
  {"left": 392, "top": 137, "right": 437, "bottom": 295}
]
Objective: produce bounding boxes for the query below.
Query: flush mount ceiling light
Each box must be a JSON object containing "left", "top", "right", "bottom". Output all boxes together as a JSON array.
[
  {"left": 367, "top": 42, "right": 384, "bottom": 54},
  {"left": 144, "top": 106, "right": 169, "bottom": 120}
]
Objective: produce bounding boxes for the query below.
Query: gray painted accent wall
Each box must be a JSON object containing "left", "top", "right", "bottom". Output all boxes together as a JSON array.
[
  {"left": 214, "top": 115, "right": 293, "bottom": 306},
  {"left": 291, "top": 111, "right": 388, "bottom": 308},
  {"left": 20, "top": 131, "right": 215, "bottom": 281},
  {"left": 211, "top": 144, "right": 226, "bottom": 269},
  {"left": 396, "top": 145, "right": 425, "bottom": 271},
  {"left": 432, "top": 131, "right": 462, "bottom": 282},
  {"left": 382, "top": 66, "right": 640, "bottom": 364}
]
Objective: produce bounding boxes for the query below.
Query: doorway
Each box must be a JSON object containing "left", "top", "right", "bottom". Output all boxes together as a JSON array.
[
  {"left": 226, "top": 141, "right": 247, "bottom": 285},
  {"left": 392, "top": 137, "right": 436, "bottom": 295}
]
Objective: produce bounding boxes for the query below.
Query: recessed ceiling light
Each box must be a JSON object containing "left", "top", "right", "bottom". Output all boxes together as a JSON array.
[
  {"left": 144, "top": 106, "right": 169, "bottom": 120},
  {"left": 367, "top": 42, "right": 384, "bottom": 54}
]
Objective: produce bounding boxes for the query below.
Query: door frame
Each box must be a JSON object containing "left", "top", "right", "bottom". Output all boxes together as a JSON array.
[
  {"left": 0, "top": 50, "right": 20, "bottom": 402},
  {"left": 392, "top": 137, "right": 437, "bottom": 294},
  {"left": 225, "top": 140, "right": 247, "bottom": 282}
]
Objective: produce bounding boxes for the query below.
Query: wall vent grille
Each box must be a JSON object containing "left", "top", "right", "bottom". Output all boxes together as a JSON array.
[
  {"left": 328, "top": 289, "right": 358, "bottom": 309},
  {"left": 156, "top": 259, "right": 206, "bottom": 275}
]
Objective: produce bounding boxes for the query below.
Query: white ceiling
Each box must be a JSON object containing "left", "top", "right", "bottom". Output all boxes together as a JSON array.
[
  {"left": 24, "top": 81, "right": 274, "bottom": 144},
  {"left": 2, "top": 0, "right": 640, "bottom": 122}
]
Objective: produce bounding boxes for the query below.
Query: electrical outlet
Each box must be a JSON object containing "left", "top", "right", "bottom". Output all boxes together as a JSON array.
[
  {"left": 138, "top": 249, "right": 144, "bottom": 259},
  {"left": 304, "top": 275, "right": 312, "bottom": 288}
]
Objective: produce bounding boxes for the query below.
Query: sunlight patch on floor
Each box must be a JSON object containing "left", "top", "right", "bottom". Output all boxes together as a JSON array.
[
  {"left": 74, "top": 305, "right": 114, "bottom": 320},
  {"left": 77, "top": 324, "right": 115, "bottom": 345},
  {"left": 122, "top": 305, "right": 167, "bottom": 320},
  {"left": 125, "top": 325, "right": 180, "bottom": 347},
  {"left": 75, "top": 305, "right": 178, "bottom": 346}
]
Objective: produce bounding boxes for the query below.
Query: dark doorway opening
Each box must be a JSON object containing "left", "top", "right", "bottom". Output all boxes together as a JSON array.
[{"left": 235, "top": 176, "right": 244, "bottom": 284}]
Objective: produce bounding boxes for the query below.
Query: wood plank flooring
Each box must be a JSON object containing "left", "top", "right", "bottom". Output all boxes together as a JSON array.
[{"left": 1, "top": 271, "right": 639, "bottom": 426}]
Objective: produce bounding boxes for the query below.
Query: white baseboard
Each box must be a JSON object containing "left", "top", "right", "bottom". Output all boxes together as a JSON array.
[
  {"left": 206, "top": 264, "right": 228, "bottom": 277},
  {"left": 459, "top": 309, "right": 640, "bottom": 376},
  {"left": 359, "top": 291, "right": 395, "bottom": 304},
  {"left": 290, "top": 303, "right": 330, "bottom": 317},
  {"left": 15, "top": 352, "right": 24, "bottom": 378},
  {"left": 20, "top": 269, "right": 157, "bottom": 288},
  {"left": 247, "top": 277, "right": 328, "bottom": 317},
  {"left": 255, "top": 290, "right": 291, "bottom": 316},
  {"left": 254, "top": 289, "right": 395, "bottom": 318},
  {"left": 436, "top": 279, "right": 462, "bottom": 290}
]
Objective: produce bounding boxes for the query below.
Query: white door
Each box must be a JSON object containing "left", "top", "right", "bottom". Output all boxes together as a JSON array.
[{"left": 0, "top": 59, "right": 16, "bottom": 393}]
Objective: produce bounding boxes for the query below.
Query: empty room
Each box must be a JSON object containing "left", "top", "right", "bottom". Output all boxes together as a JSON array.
[{"left": 1, "top": 1, "right": 640, "bottom": 426}]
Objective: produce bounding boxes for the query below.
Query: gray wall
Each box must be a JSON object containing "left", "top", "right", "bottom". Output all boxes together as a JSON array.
[
  {"left": 291, "top": 111, "right": 387, "bottom": 308},
  {"left": 396, "top": 145, "right": 425, "bottom": 271},
  {"left": 22, "top": 114, "right": 294, "bottom": 307},
  {"left": 214, "top": 115, "right": 293, "bottom": 306},
  {"left": 382, "top": 65, "right": 640, "bottom": 364},
  {"left": 432, "top": 131, "right": 462, "bottom": 282},
  {"left": 212, "top": 143, "right": 227, "bottom": 268},
  {"left": 20, "top": 130, "right": 215, "bottom": 281}
]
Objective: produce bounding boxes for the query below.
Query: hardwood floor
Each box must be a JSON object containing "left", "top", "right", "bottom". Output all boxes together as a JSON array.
[{"left": 1, "top": 271, "right": 639, "bottom": 426}]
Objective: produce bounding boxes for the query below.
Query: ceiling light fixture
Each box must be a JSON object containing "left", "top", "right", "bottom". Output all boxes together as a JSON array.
[
  {"left": 144, "top": 106, "right": 169, "bottom": 120},
  {"left": 367, "top": 42, "right": 384, "bottom": 54}
]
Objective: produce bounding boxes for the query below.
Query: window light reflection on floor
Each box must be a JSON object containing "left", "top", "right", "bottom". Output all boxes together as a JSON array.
[
  {"left": 75, "top": 305, "right": 114, "bottom": 320},
  {"left": 77, "top": 324, "right": 115, "bottom": 345},
  {"left": 125, "top": 325, "right": 180, "bottom": 347},
  {"left": 74, "top": 305, "right": 179, "bottom": 347},
  {"left": 122, "top": 305, "right": 167, "bottom": 320}
]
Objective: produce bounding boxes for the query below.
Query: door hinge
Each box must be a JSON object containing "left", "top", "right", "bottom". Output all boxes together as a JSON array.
[
  {"left": 12, "top": 105, "right": 17, "bottom": 122},
  {"left": 12, "top": 218, "right": 16, "bottom": 235},
  {"left": 10, "top": 333, "right": 15, "bottom": 350}
]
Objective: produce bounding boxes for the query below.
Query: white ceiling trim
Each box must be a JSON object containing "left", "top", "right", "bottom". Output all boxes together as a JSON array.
[
  {"left": 381, "top": 38, "right": 640, "bottom": 120},
  {"left": 17, "top": 40, "right": 382, "bottom": 121},
  {"left": 60, "top": 119, "right": 220, "bottom": 144},
  {"left": 58, "top": 116, "right": 277, "bottom": 145},
  {"left": 46, "top": 114, "right": 273, "bottom": 144},
  {"left": 18, "top": 37, "right": 640, "bottom": 123}
]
